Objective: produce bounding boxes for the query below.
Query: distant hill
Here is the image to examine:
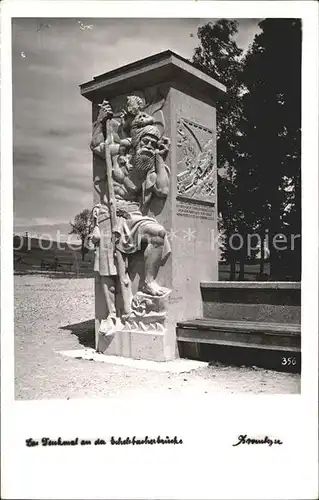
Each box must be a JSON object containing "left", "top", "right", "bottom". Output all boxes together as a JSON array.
[
  {"left": 14, "top": 223, "right": 72, "bottom": 239},
  {"left": 14, "top": 235, "right": 94, "bottom": 276}
]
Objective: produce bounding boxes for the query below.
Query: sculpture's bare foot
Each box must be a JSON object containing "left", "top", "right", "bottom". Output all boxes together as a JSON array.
[
  {"left": 99, "top": 316, "right": 116, "bottom": 336},
  {"left": 142, "top": 281, "right": 165, "bottom": 297}
]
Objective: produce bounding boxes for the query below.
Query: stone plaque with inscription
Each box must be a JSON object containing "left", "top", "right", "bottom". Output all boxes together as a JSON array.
[{"left": 176, "top": 196, "right": 215, "bottom": 220}]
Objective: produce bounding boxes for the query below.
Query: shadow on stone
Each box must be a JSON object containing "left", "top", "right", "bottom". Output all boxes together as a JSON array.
[{"left": 60, "top": 319, "right": 95, "bottom": 348}]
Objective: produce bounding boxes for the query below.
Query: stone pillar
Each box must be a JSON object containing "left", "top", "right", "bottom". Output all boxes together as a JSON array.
[{"left": 80, "top": 50, "right": 226, "bottom": 361}]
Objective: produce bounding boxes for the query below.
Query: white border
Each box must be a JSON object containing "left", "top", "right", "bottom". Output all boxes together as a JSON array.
[{"left": 1, "top": 2, "right": 318, "bottom": 499}]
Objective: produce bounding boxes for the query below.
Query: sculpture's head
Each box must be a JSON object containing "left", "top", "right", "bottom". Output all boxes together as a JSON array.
[
  {"left": 125, "top": 95, "right": 145, "bottom": 116},
  {"left": 131, "top": 111, "right": 155, "bottom": 130},
  {"left": 133, "top": 125, "right": 161, "bottom": 158},
  {"left": 130, "top": 125, "right": 162, "bottom": 171}
]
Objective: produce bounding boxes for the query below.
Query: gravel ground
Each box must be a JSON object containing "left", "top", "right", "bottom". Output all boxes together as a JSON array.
[{"left": 15, "top": 275, "right": 300, "bottom": 399}]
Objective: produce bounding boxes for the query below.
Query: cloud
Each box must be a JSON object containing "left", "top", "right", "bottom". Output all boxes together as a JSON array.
[
  {"left": 46, "top": 128, "right": 77, "bottom": 138},
  {"left": 13, "top": 146, "right": 45, "bottom": 167}
]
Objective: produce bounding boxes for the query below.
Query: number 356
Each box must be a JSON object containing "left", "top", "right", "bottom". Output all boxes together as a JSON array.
[{"left": 281, "top": 357, "right": 297, "bottom": 366}]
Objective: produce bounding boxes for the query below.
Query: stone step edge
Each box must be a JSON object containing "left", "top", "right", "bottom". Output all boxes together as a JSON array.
[
  {"left": 176, "top": 336, "right": 301, "bottom": 353},
  {"left": 176, "top": 319, "right": 300, "bottom": 335}
]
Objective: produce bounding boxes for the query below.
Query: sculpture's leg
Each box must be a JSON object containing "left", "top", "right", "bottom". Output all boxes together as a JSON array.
[
  {"left": 141, "top": 225, "right": 166, "bottom": 296},
  {"left": 115, "top": 267, "right": 132, "bottom": 317},
  {"left": 99, "top": 275, "right": 117, "bottom": 335},
  {"left": 115, "top": 250, "right": 132, "bottom": 315}
]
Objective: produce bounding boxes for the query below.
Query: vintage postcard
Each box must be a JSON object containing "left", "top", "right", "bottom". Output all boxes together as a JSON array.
[{"left": 1, "top": 1, "right": 318, "bottom": 499}]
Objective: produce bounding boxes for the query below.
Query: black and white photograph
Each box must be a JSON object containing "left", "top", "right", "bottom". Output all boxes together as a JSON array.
[
  {"left": 1, "top": 1, "right": 318, "bottom": 499},
  {"left": 12, "top": 15, "right": 303, "bottom": 398}
]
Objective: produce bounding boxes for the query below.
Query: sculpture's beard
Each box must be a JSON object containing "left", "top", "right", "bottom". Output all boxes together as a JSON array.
[{"left": 132, "top": 148, "right": 155, "bottom": 172}]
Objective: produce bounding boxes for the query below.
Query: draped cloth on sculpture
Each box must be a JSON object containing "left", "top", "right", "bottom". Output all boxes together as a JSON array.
[{"left": 93, "top": 202, "right": 171, "bottom": 277}]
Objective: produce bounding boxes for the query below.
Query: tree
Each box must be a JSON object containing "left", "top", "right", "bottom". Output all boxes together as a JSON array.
[
  {"left": 193, "top": 20, "right": 244, "bottom": 175},
  {"left": 241, "top": 19, "right": 301, "bottom": 279},
  {"left": 193, "top": 19, "right": 301, "bottom": 281},
  {"left": 69, "top": 208, "right": 92, "bottom": 261},
  {"left": 193, "top": 20, "right": 254, "bottom": 279}
]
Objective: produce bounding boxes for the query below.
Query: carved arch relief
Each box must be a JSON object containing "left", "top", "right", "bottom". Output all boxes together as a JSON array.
[{"left": 176, "top": 117, "right": 216, "bottom": 203}]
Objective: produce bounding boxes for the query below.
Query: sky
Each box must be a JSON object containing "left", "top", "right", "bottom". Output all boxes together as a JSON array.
[{"left": 12, "top": 17, "right": 262, "bottom": 239}]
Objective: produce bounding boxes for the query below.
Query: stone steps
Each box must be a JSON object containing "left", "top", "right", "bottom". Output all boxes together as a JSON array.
[
  {"left": 176, "top": 318, "right": 300, "bottom": 349},
  {"left": 201, "top": 281, "right": 301, "bottom": 323},
  {"left": 177, "top": 282, "right": 301, "bottom": 372},
  {"left": 197, "top": 282, "right": 301, "bottom": 352},
  {"left": 176, "top": 318, "right": 301, "bottom": 372}
]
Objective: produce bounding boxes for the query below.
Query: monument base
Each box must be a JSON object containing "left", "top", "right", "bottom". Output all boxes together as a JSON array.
[
  {"left": 97, "top": 328, "right": 174, "bottom": 362},
  {"left": 82, "top": 50, "right": 224, "bottom": 366},
  {"left": 96, "top": 288, "right": 175, "bottom": 361}
]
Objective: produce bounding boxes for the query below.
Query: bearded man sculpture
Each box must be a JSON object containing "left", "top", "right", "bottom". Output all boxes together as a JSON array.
[{"left": 90, "top": 96, "right": 171, "bottom": 335}]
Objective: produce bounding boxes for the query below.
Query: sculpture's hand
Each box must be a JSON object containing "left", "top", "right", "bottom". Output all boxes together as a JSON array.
[
  {"left": 120, "top": 109, "right": 127, "bottom": 123},
  {"left": 97, "top": 100, "right": 114, "bottom": 123},
  {"left": 157, "top": 136, "right": 170, "bottom": 160},
  {"left": 91, "top": 226, "right": 101, "bottom": 245}
]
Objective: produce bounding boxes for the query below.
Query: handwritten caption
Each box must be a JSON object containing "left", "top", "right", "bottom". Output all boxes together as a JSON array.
[
  {"left": 26, "top": 436, "right": 183, "bottom": 447},
  {"left": 232, "top": 435, "right": 283, "bottom": 447}
]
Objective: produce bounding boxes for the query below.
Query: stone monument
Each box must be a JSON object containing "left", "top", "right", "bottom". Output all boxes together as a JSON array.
[{"left": 80, "top": 50, "right": 226, "bottom": 361}]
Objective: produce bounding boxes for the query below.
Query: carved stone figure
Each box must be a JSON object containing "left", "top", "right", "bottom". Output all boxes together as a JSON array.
[
  {"left": 176, "top": 117, "right": 216, "bottom": 202},
  {"left": 90, "top": 96, "right": 171, "bottom": 336}
]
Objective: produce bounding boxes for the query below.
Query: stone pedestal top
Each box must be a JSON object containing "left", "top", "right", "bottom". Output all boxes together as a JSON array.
[{"left": 80, "top": 49, "right": 227, "bottom": 104}]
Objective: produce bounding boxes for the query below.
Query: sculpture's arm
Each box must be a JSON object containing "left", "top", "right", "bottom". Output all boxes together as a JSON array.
[
  {"left": 90, "top": 100, "right": 121, "bottom": 159},
  {"left": 91, "top": 130, "right": 130, "bottom": 188},
  {"left": 151, "top": 137, "right": 170, "bottom": 198},
  {"left": 90, "top": 120, "right": 106, "bottom": 158},
  {"left": 152, "top": 153, "right": 170, "bottom": 198}
]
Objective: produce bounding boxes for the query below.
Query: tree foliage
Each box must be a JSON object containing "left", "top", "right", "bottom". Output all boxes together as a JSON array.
[
  {"left": 193, "top": 20, "right": 253, "bottom": 277},
  {"left": 240, "top": 18, "right": 301, "bottom": 279},
  {"left": 193, "top": 20, "right": 244, "bottom": 173},
  {"left": 69, "top": 208, "right": 92, "bottom": 261},
  {"left": 193, "top": 18, "right": 301, "bottom": 280}
]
